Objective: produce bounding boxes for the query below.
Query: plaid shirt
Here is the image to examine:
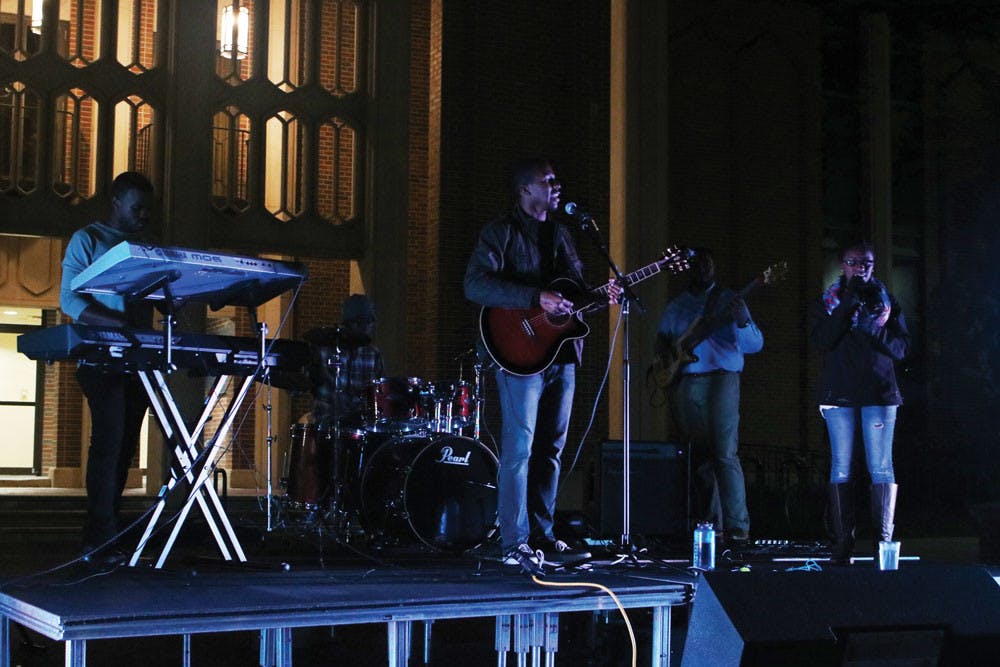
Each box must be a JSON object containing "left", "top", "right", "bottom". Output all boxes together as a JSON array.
[
  {"left": 312, "top": 343, "right": 383, "bottom": 425},
  {"left": 336, "top": 344, "right": 383, "bottom": 411}
]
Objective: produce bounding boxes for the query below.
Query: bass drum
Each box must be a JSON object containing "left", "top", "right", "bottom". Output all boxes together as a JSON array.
[{"left": 360, "top": 434, "right": 497, "bottom": 551}]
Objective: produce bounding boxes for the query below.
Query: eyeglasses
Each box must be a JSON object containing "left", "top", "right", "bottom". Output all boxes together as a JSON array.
[{"left": 843, "top": 258, "right": 874, "bottom": 268}]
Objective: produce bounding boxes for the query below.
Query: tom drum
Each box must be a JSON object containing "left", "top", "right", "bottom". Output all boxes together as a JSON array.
[{"left": 285, "top": 424, "right": 334, "bottom": 508}]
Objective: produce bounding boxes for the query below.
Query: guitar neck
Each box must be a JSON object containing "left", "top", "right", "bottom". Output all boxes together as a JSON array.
[
  {"left": 591, "top": 260, "right": 668, "bottom": 300},
  {"left": 738, "top": 276, "right": 763, "bottom": 300}
]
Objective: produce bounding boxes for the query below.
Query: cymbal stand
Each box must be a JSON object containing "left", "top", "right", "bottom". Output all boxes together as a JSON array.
[
  {"left": 472, "top": 362, "right": 484, "bottom": 442},
  {"left": 258, "top": 322, "right": 276, "bottom": 533},
  {"left": 327, "top": 344, "right": 348, "bottom": 527}
]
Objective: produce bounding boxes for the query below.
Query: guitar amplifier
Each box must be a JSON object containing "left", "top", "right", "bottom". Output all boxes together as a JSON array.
[{"left": 598, "top": 440, "right": 688, "bottom": 539}]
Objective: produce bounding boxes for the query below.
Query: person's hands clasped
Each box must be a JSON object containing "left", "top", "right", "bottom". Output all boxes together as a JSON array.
[
  {"left": 539, "top": 290, "right": 575, "bottom": 315},
  {"left": 841, "top": 275, "right": 866, "bottom": 308}
]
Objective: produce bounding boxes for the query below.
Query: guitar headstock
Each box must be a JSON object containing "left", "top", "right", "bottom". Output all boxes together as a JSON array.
[
  {"left": 760, "top": 261, "right": 789, "bottom": 285},
  {"left": 659, "top": 246, "right": 692, "bottom": 275}
]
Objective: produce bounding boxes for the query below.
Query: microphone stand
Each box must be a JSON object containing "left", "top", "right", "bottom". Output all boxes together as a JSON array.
[{"left": 573, "top": 215, "right": 645, "bottom": 554}]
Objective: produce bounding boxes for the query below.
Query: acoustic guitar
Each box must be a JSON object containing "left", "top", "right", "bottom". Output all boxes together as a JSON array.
[
  {"left": 480, "top": 247, "right": 690, "bottom": 376},
  {"left": 650, "top": 261, "right": 788, "bottom": 390}
]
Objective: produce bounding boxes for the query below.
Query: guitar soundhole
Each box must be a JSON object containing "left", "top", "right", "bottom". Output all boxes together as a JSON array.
[{"left": 546, "top": 313, "right": 571, "bottom": 327}]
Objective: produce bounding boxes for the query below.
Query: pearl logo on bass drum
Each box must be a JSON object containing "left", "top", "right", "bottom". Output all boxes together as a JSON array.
[{"left": 436, "top": 445, "right": 471, "bottom": 466}]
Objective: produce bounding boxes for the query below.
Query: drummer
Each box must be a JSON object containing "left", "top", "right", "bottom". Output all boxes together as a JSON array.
[{"left": 308, "top": 294, "right": 384, "bottom": 428}]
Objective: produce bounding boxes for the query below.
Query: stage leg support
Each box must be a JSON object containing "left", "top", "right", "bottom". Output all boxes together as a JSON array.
[
  {"left": 651, "top": 605, "right": 672, "bottom": 666},
  {"left": 182, "top": 633, "right": 191, "bottom": 667},
  {"left": 259, "top": 627, "right": 292, "bottom": 667},
  {"left": 495, "top": 615, "right": 512, "bottom": 666},
  {"left": 422, "top": 620, "right": 433, "bottom": 663},
  {"left": 0, "top": 614, "right": 8, "bottom": 667},
  {"left": 66, "top": 639, "right": 85, "bottom": 667},
  {"left": 513, "top": 613, "right": 532, "bottom": 666},
  {"left": 495, "top": 612, "right": 560, "bottom": 667},
  {"left": 387, "top": 620, "right": 412, "bottom": 667},
  {"left": 541, "top": 612, "right": 559, "bottom": 667}
]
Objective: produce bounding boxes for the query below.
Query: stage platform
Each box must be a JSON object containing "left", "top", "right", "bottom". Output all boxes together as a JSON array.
[
  {"left": 0, "top": 549, "right": 694, "bottom": 667},
  {"left": 1, "top": 497, "right": 997, "bottom": 666}
]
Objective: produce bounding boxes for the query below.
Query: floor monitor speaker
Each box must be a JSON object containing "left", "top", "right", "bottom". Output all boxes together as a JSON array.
[{"left": 681, "top": 565, "right": 1000, "bottom": 666}]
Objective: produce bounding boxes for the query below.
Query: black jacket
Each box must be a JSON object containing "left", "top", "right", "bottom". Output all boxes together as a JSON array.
[
  {"left": 807, "top": 278, "right": 909, "bottom": 406},
  {"left": 464, "top": 206, "right": 586, "bottom": 366}
]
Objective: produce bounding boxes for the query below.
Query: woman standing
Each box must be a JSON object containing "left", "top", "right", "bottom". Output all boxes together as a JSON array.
[{"left": 807, "top": 241, "right": 910, "bottom": 564}]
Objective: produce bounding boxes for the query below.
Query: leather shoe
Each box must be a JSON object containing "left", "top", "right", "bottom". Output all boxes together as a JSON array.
[{"left": 81, "top": 545, "right": 129, "bottom": 569}]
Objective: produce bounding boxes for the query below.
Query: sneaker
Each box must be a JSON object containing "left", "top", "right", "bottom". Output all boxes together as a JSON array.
[
  {"left": 502, "top": 543, "right": 544, "bottom": 574},
  {"left": 723, "top": 530, "right": 750, "bottom": 549},
  {"left": 535, "top": 538, "right": 592, "bottom": 566}
]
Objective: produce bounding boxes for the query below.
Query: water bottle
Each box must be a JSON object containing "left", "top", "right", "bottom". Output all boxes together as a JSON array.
[{"left": 692, "top": 522, "right": 715, "bottom": 571}]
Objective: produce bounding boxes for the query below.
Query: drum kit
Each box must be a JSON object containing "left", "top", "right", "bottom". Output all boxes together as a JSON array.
[{"left": 280, "top": 328, "right": 497, "bottom": 553}]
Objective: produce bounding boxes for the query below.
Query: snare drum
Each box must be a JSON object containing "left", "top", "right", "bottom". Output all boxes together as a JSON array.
[{"left": 360, "top": 434, "right": 498, "bottom": 551}]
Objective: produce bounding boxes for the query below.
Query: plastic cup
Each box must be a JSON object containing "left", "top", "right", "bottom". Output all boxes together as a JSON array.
[{"left": 878, "top": 540, "right": 900, "bottom": 570}]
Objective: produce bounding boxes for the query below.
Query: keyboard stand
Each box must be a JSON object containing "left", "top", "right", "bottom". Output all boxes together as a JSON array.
[{"left": 130, "top": 367, "right": 256, "bottom": 568}]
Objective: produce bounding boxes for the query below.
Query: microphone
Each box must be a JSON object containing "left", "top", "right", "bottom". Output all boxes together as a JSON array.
[{"left": 562, "top": 202, "right": 595, "bottom": 230}]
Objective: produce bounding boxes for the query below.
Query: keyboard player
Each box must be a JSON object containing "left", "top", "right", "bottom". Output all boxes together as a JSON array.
[{"left": 59, "top": 171, "right": 155, "bottom": 568}]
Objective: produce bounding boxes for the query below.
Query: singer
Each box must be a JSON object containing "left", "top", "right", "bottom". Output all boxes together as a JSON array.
[
  {"left": 464, "top": 158, "right": 619, "bottom": 572},
  {"left": 808, "top": 240, "right": 909, "bottom": 565}
]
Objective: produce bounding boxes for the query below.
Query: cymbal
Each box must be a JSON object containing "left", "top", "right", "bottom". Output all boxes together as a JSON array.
[
  {"left": 303, "top": 325, "right": 345, "bottom": 346},
  {"left": 262, "top": 369, "right": 313, "bottom": 393},
  {"left": 303, "top": 325, "right": 371, "bottom": 348}
]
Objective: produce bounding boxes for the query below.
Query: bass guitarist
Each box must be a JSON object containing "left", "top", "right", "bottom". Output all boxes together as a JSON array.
[
  {"left": 464, "top": 158, "right": 620, "bottom": 572},
  {"left": 655, "top": 247, "right": 763, "bottom": 547}
]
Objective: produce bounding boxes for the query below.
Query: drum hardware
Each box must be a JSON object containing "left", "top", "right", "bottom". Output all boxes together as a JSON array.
[
  {"left": 427, "top": 382, "right": 457, "bottom": 435},
  {"left": 471, "top": 361, "right": 484, "bottom": 441},
  {"left": 260, "top": 324, "right": 280, "bottom": 532}
]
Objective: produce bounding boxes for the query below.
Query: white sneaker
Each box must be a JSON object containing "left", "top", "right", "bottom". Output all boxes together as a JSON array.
[
  {"left": 536, "top": 538, "right": 592, "bottom": 566},
  {"left": 503, "top": 543, "right": 544, "bottom": 574}
]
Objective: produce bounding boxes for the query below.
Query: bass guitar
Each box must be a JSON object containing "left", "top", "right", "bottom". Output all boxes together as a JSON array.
[
  {"left": 649, "top": 261, "right": 788, "bottom": 390},
  {"left": 480, "top": 247, "right": 690, "bottom": 376}
]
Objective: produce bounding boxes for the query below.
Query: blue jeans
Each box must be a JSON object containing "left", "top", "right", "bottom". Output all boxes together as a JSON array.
[
  {"left": 494, "top": 363, "right": 575, "bottom": 550},
  {"left": 672, "top": 372, "right": 749, "bottom": 534},
  {"left": 821, "top": 405, "right": 897, "bottom": 484}
]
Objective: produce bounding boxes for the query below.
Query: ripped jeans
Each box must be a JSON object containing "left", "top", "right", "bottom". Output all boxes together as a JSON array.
[{"left": 820, "top": 405, "right": 897, "bottom": 484}]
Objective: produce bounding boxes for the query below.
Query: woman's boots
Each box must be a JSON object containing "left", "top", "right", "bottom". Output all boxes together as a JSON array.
[
  {"left": 828, "top": 482, "right": 855, "bottom": 565},
  {"left": 829, "top": 481, "right": 898, "bottom": 566},
  {"left": 870, "top": 482, "right": 898, "bottom": 544}
]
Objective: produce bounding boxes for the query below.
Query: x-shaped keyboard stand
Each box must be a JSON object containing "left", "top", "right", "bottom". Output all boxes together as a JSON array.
[{"left": 129, "top": 367, "right": 257, "bottom": 568}]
